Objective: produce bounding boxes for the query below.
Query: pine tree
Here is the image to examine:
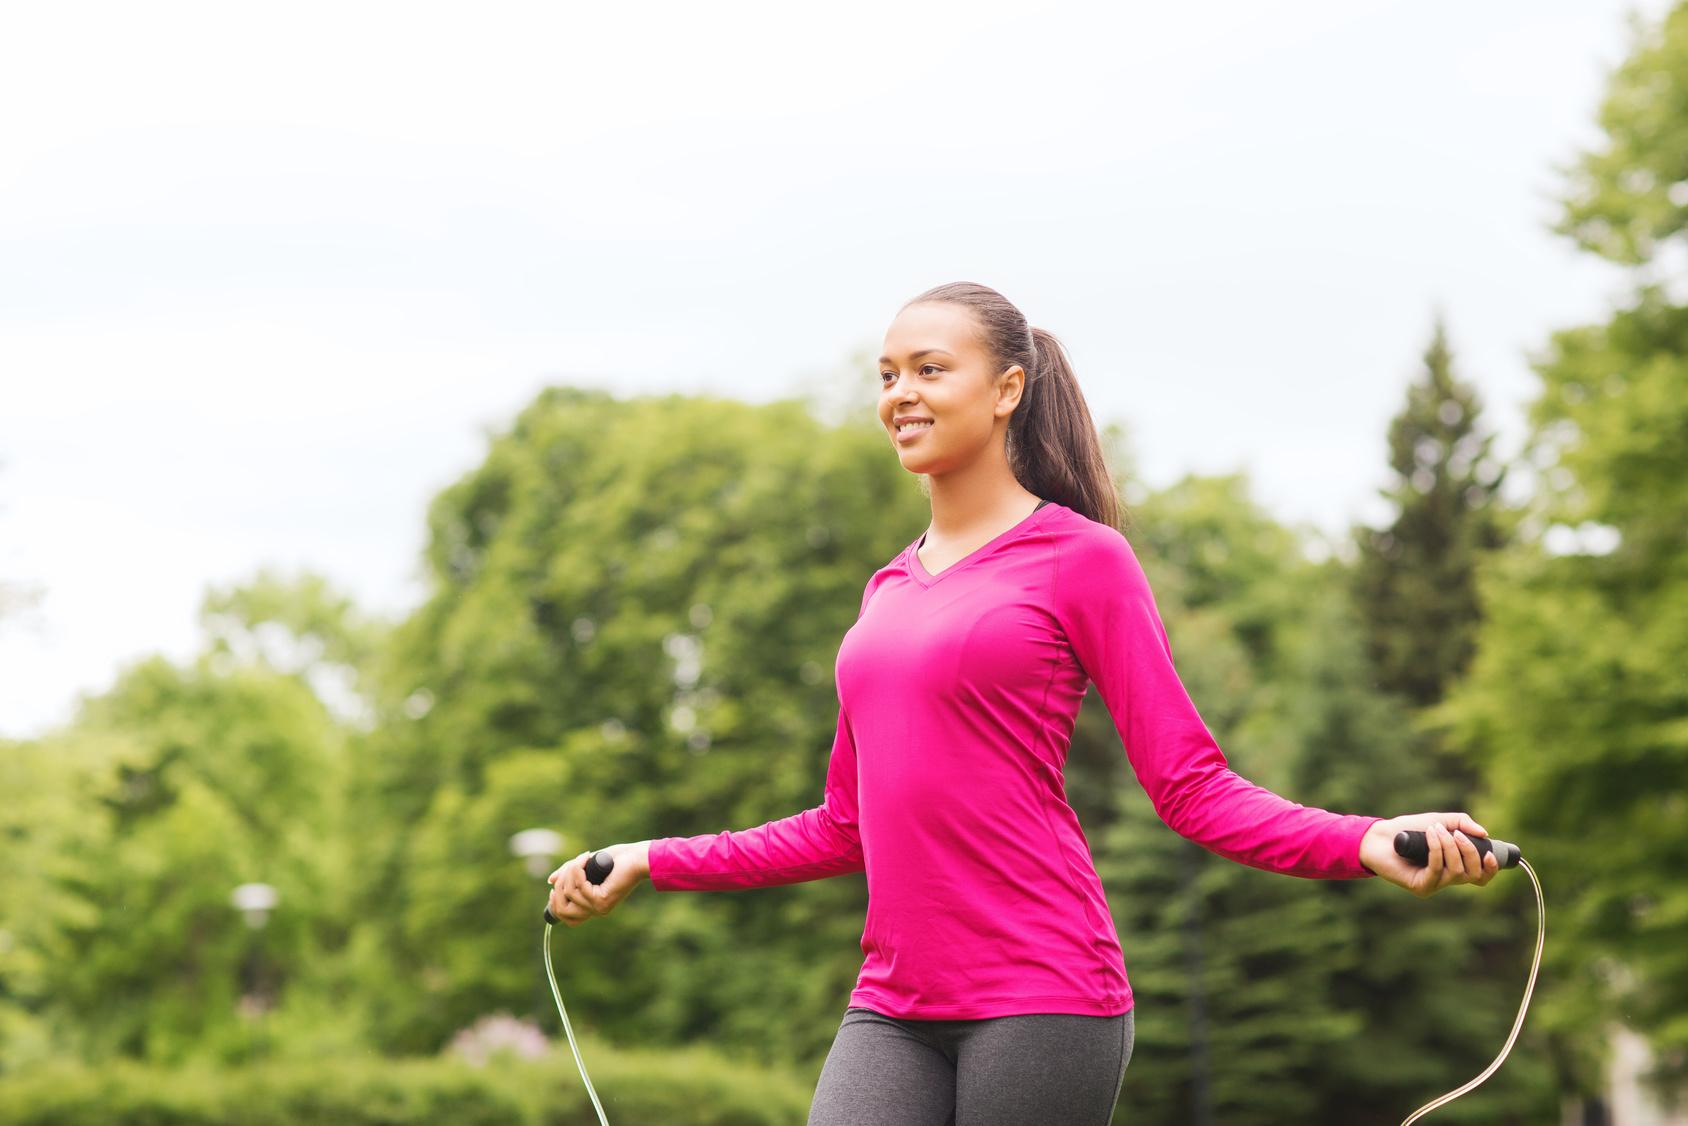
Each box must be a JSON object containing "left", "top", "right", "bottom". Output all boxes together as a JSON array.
[
  {"left": 1092, "top": 477, "right": 1363, "bottom": 1126},
  {"left": 1351, "top": 311, "right": 1510, "bottom": 717}
]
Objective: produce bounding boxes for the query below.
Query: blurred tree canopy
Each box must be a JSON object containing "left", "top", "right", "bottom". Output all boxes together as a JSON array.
[
  {"left": 1430, "top": 0, "right": 1688, "bottom": 1100},
  {"left": 343, "top": 387, "right": 931, "bottom": 1060}
]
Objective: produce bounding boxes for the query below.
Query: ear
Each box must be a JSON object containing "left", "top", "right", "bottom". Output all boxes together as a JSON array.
[{"left": 994, "top": 364, "right": 1026, "bottom": 418}]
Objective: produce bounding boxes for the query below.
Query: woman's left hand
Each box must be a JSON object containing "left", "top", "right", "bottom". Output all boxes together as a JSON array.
[
  {"left": 1358, "top": 812, "right": 1501, "bottom": 897},
  {"left": 546, "top": 842, "right": 646, "bottom": 927}
]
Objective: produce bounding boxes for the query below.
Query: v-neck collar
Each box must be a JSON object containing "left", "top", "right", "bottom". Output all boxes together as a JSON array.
[{"left": 908, "top": 499, "right": 1053, "bottom": 587}]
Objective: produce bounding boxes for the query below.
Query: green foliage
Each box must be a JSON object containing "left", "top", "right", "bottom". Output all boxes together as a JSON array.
[
  {"left": 29, "top": 655, "right": 348, "bottom": 1065},
  {"left": 1351, "top": 313, "right": 1511, "bottom": 715},
  {"left": 1431, "top": 293, "right": 1688, "bottom": 1094},
  {"left": 0, "top": 1044, "right": 815, "bottom": 1125},
  {"left": 1094, "top": 476, "right": 1554, "bottom": 1124},
  {"left": 0, "top": 568, "right": 378, "bottom": 1072},
  {"left": 1277, "top": 564, "right": 1555, "bottom": 1124},
  {"left": 348, "top": 388, "right": 930, "bottom": 1059},
  {"left": 198, "top": 565, "right": 395, "bottom": 727},
  {"left": 1431, "top": 0, "right": 1688, "bottom": 1099},
  {"left": 0, "top": 730, "right": 128, "bottom": 1071},
  {"left": 1324, "top": 313, "right": 1555, "bottom": 1121},
  {"left": 1549, "top": 4, "right": 1688, "bottom": 267},
  {"left": 200, "top": 567, "right": 392, "bottom": 679}
]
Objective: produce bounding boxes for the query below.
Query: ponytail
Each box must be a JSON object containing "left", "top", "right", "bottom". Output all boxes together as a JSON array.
[{"left": 901, "top": 282, "right": 1125, "bottom": 531}]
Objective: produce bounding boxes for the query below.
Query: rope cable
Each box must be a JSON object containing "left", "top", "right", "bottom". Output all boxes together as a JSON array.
[
  {"left": 1398, "top": 858, "right": 1545, "bottom": 1125},
  {"left": 545, "top": 921, "right": 612, "bottom": 1126}
]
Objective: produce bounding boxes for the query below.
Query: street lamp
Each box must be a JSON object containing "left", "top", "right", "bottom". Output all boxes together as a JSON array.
[
  {"left": 230, "top": 882, "right": 278, "bottom": 1061},
  {"left": 231, "top": 882, "right": 278, "bottom": 928},
  {"left": 510, "top": 829, "right": 566, "bottom": 1023},
  {"left": 509, "top": 828, "right": 565, "bottom": 878}
]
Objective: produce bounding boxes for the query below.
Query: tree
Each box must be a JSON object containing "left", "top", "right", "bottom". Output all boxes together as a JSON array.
[
  {"left": 1091, "top": 474, "right": 1552, "bottom": 1125},
  {"left": 6, "top": 572, "right": 372, "bottom": 1066},
  {"left": 1092, "top": 476, "right": 1357, "bottom": 1124},
  {"left": 198, "top": 565, "right": 394, "bottom": 730},
  {"left": 1351, "top": 312, "right": 1511, "bottom": 716},
  {"left": 1432, "top": 0, "right": 1688, "bottom": 1101},
  {"left": 34, "top": 655, "right": 345, "bottom": 1064},
  {"left": 347, "top": 386, "right": 931, "bottom": 1061}
]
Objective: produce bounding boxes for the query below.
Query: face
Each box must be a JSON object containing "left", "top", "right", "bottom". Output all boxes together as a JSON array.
[{"left": 877, "top": 302, "right": 1025, "bottom": 475}]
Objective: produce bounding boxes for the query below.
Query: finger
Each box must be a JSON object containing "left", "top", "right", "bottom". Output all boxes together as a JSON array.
[
  {"left": 564, "top": 866, "right": 600, "bottom": 915},
  {"left": 561, "top": 869, "right": 584, "bottom": 912},
  {"left": 550, "top": 885, "right": 588, "bottom": 924},
  {"left": 1437, "top": 823, "right": 1463, "bottom": 886},
  {"left": 1476, "top": 848, "right": 1499, "bottom": 886},
  {"left": 1421, "top": 822, "right": 1444, "bottom": 894},
  {"left": 552, "top": 854, "right": 581, "bottom": 889},
  {"left": 1452, "top": 829, "right": 1481, "bottom": 883},
  {"left": 1453, "top": 811, "right": 1487, "bottom": 839},
  {"left": 1421, "top": 823, "right": 1441, "bottom": 891}
]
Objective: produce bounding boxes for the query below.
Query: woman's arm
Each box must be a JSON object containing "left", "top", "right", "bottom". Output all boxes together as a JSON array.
[
  {"left": 1055, "top": 525, "right": 1380, "bottom": 878},
  {"left": 642, "top": 572, "right": 886, "bottom": 892},
  {"left": 645, "top": 706, "right": 866, "bottom": 890},
  {"left": 548, "top": 729, "right": 865, "bottom": 923}
]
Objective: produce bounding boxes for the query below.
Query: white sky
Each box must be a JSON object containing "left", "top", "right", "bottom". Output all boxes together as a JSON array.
[{"left": 0, "top": 0, "right": 1667, "bottom": 739}]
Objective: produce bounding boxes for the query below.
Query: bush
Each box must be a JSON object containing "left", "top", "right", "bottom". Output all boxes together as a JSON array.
[{"left": 0, "top": 1044, "right": 817, "bottom": 1125}]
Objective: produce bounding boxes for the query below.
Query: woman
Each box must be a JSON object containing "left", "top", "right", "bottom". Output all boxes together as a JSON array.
[{"left": 547, "top": 281, "right": 1501, "bottom": 1125}]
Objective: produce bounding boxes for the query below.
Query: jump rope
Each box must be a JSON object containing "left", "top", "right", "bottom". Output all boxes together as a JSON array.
[{"left": 540, "top": 830, "right": 1544, "bottom": 1126}]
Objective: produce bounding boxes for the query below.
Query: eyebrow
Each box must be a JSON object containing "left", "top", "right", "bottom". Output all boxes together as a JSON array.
[{"left": 877, "top": 348, "right": 954, "bottom": 366}]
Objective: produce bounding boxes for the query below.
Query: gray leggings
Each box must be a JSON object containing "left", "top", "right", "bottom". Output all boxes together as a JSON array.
[{"left": 807, "top": 1005, "right": 1134, "bottom": 1126}]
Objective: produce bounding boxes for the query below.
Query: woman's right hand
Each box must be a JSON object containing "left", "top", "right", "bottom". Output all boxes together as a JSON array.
[
  {"left": 1358, "top": 813, "right": 1499, "bottom": 897},
  {"left": 546, "top": 840, "right": 651, "bottom": 926}
]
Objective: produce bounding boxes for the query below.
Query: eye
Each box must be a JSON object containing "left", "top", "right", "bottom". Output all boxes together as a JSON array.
[{"left": 880, "top": 364, "right": 942, "bottom": 384}]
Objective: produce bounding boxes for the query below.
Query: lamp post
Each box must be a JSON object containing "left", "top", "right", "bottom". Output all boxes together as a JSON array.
[
  {"left": 510, "top": 829, "right": 565, "bottom": 1021},
  {"left": 510, "top": 829, "right": 565, "bottom": 878},
  {"left": 230, "top": 882, "right": 278, "bottom": 1061},
  {"left": 231, "top": 882, "right": 278, "bottom": 927}
]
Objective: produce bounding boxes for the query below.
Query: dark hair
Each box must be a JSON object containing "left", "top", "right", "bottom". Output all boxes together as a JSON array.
[{"left": 901, "top": 281, "right": 1126, "bottom": 532}]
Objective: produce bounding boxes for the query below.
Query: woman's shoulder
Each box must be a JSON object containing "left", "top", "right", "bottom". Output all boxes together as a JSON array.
[{"left": 1044, "top": 502, "right": 1138, "bottom": 569}]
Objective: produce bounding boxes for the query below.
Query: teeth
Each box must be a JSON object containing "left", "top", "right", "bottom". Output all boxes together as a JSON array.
[{"left": 897, "top": 421, "right": 933, "bottom": 432}]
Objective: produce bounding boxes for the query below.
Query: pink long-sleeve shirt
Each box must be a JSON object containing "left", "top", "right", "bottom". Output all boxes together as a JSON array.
[{"left": 646, "top": 499, "right": 1381, "bottom": 1019}]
